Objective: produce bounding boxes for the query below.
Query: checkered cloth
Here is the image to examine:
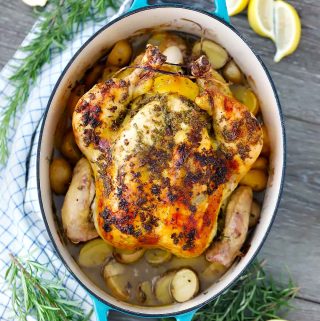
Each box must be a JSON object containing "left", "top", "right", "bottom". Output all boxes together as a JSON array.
[{"left": 0, "top": 1, "right": 131, "bottom": 320}]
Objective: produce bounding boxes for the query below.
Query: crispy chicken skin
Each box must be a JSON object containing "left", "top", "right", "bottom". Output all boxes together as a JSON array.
[{"left": 72, "top": 45, "right": 262, "bottom": 257}]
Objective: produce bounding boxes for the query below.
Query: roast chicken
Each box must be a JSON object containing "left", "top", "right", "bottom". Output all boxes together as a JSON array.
[{"left": 71, "top": 44, "right": 263, "bottom": 258}]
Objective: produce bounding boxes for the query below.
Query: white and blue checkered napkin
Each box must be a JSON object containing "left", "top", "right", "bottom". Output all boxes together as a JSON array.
[{"left": 0, "top": 1, "right": 131, "bottom": 320}]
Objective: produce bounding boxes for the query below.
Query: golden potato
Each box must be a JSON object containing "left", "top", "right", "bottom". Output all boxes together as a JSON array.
[
  {"left": 230, "top": 85, "right": 260, "bottom": 115},
  {"left": 261, "top": 125, "right": 271, "bottom": 156},
  {"left": 60, "top": 130, "right": 82, "bottom": 164},
  {"left": 240, "top": 169, "right": 268, "bottom": 192},
  {"left": 78, "top": 239, "right": 113, "bottom": 267},
  {"left": 67, "top": 84, "right": 86, "bottom": 117},
  {"left": 50, "top": 158, "right": 72, "bottom": 194},
  {"left": 153, "top": 75, "right": 199, "bottom": 101},
  {"left": 222, "top": 60, "right": 243, "bottom": 84},
  {"left": 192, "top": 40, "right": 228, "bottom": 69},
  {"left": 252, "top": 157, "right": 268, "bottom": 171},
  {"left": 107, "top": 40, "right": 132, "bottom": 67}
]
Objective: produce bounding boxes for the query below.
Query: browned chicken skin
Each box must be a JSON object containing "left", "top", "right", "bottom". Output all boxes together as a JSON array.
[{"left": 72, "top": 45, "right": 262, "bottom": 257}]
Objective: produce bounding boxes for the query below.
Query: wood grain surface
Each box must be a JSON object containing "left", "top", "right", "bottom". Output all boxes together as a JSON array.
[{"left": 0, "top": 0, "right": 319, "bottom": 320}]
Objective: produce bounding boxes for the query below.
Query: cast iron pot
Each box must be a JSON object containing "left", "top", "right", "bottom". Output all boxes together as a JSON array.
[{"left": 37, "top": 1, "right": 286, "bottom": 320}]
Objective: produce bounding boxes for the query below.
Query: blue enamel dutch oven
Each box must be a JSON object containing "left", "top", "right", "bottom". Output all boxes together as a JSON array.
[{"left": 37, "top": 0, "right": 286, "bottom": 320}]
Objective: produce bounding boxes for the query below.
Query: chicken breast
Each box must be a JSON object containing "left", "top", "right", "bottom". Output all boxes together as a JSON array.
[{"left": 72, "top": 45, "right": 262, "bottom": 257}]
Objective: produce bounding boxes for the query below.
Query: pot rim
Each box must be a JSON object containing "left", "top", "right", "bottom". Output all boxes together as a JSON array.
[{"left": 36, "top": 4, "right": 286, "bottom": 318}]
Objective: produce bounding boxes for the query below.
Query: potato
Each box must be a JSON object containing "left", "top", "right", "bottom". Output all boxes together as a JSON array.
[
  {"left": 154, "top": 271, "right": 176, "bottom": 305},
  {"left": 113, "top": 248, "right": 145, "bottom": 264},
  {"left": 50, "top": 158, "right": 72, "bottom": 194},
  {"left": 137, "top": 281, "right": 154, "bottom": 304},
  {"left": 84, "top": 64, "right": 104, "bottom": 88},
  {"left": 240, "top": 169, "right": 268, "bottom": 192},
  {"left": 107, "top": 40, "right": 132, "bottom": 67},
  {"left": 222, "top": 60, "right": 243, "bottom": 84},
  {"left": 249, "top": 200, "right": 261, "bottom": 228},
  {"left": 78, "top": 239, "right": 113, "bottom": 267},
  {"left": 206, "top": 186, "right": 252, "bottom": 267},
  {"left": 153, "top": 75, "right": 199, "bottom": 101},
  {"left": 145, "top": 249, "right": 172, "bottom": 266},
  {"left": 252, "top": 157, "right": 268, "bottom": 171},
  {"left": 261, "top": 125, "right": 271, "bottom": 156},
  {"left": 61, "top": 158, "right": 98, "bottom": 243},
  {"left": 103, "top": 259, "right": 131, "bottom": 301},
  {"left": 202, "top": 262, "right": 226, "bottom": 281},
  {"left": 60, "top": 130, "right": 82, "bottom": 164},
  {"left": 230, "top": 85, "right": 260, "bottom": 115},
  {"left": 192, "top": 40, "right": 228, "bottom": 69},
  {"left": 170, "top": 268, "right": 199, "bottom": 303},
  {"left": 67, "top": 84, "right": 86, "bottom": 117}
]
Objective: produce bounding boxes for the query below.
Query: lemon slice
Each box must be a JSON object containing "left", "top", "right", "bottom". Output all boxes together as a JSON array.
[
  {"left": 273, "top": 0, "right": 301, "bottom": 62},
  {"left": 226, "top": 0, "right": 249, "bottom": 16},
  {"left": 248, "top": 0, "right": 274, "bottom": 40}
]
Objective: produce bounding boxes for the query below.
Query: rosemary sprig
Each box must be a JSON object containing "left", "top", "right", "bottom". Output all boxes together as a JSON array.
[
  {"left": 5, "top": 253, "right": 92, "bottom": 321},
  {"left": 164, "top": 261, "right": 298, "bottom": 321},
  {"left": 0, "top": 0, "right": 121, "bottom": 164}
]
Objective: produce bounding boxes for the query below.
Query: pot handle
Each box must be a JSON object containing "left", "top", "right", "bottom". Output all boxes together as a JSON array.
[
  {"left": 90, "top": 295, "right": 111, "bottom": 321},
  {"left": 90, "top": 293, "right": 198, "bottom": 321},
  {"left": 174, "top": 310, "right": 198, "bottom": 321},
  {"left": 130, "top": 0, "right": 230, "bottom": 23}
]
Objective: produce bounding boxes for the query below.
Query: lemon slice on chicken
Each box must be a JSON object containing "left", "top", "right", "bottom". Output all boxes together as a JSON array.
[
  {"left": 273, "top": 0, "right": 301, "bottom": 62},
  {"left": 226, "top": 0, "right": 249, "bottom": 16},
  {"left": 248, "top": 0, "right": 274, "bottom": 40}
]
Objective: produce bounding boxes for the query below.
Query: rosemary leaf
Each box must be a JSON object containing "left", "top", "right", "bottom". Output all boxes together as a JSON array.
[
  {"left": 5, "top": 253, "right": 92, "bottom": 321},
  {"left": 0, "top": 0, "right": 121, "bottom": 164}
]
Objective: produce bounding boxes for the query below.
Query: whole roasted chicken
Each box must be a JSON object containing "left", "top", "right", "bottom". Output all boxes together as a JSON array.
[{"left": 69, "top": 41, "right": 262, "bottom": 258}]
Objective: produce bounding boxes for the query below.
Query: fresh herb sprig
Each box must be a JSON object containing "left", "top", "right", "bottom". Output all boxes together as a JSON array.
[
  {"left": 5, "top": 253, "right": 92, "bottom": 321},
  {"left": 164, "top": 261, "right": 298, "bottom": 321},
  {"left": 0, "top": 0, "right": 120, "bottom": 164}
]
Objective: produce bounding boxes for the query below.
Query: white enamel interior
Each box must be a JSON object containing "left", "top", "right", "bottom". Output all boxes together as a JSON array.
[{"left": 38, "top": 7, "right": 285, "bottom": 317}]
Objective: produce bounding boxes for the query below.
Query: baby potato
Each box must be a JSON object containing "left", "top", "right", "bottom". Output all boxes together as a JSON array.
[
  {"left": 192, "top": 40, "right": 228, "bottom": 69},
  {"left": 107, "top": 40, "right": 132, "bottom": 67},
  {"left": 113, "top": 248, "right": 145, "bottom": 264},
  {"left": 222, "top": 60, "right": 243, "bottom": 84},
  {"left": 153, "top": 75, "right": 199, "bottom": 101},
  {"left": 60, "top": 130, "right": 82, "bottom": 164},
  {"left": 261, "top": 125, "right": 271, "bottom": 156},
  {"left": 252, "top": 157, "right": 268, "bottom": 171},
  {"left": 240, "top": 169, "right": 268, "bottom": 192},
  {"left": 78, "top": 239, "right": 113, "bottom": 267},
  {"left": 50, "top": 158, "right": 72, "bottom": 194},
  {"left": 230, "top": 85, "right": 260, "bottom": 115},
  {"left": 67, "top": 84, "right": 86, "bottom": 117}
]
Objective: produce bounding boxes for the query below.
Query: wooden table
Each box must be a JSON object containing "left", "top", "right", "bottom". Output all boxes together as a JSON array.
[{"left": 1, "top": 0, "right": 319, "bottom": 320}]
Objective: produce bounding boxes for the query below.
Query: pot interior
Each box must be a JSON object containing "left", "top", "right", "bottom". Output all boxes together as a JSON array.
[{"left": 38, "top": 6, "right": 285, "bottom": 317}]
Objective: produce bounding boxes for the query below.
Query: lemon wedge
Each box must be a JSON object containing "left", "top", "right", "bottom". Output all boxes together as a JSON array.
[
  {"left": 248, "top": 0, "right": 274, "bottom": 40},
  {"left": 226, "top": 0, "right": 249, "bottom": 16},
  {"left": 273, "top": 0, "right": 301, "bottom": 62}
]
